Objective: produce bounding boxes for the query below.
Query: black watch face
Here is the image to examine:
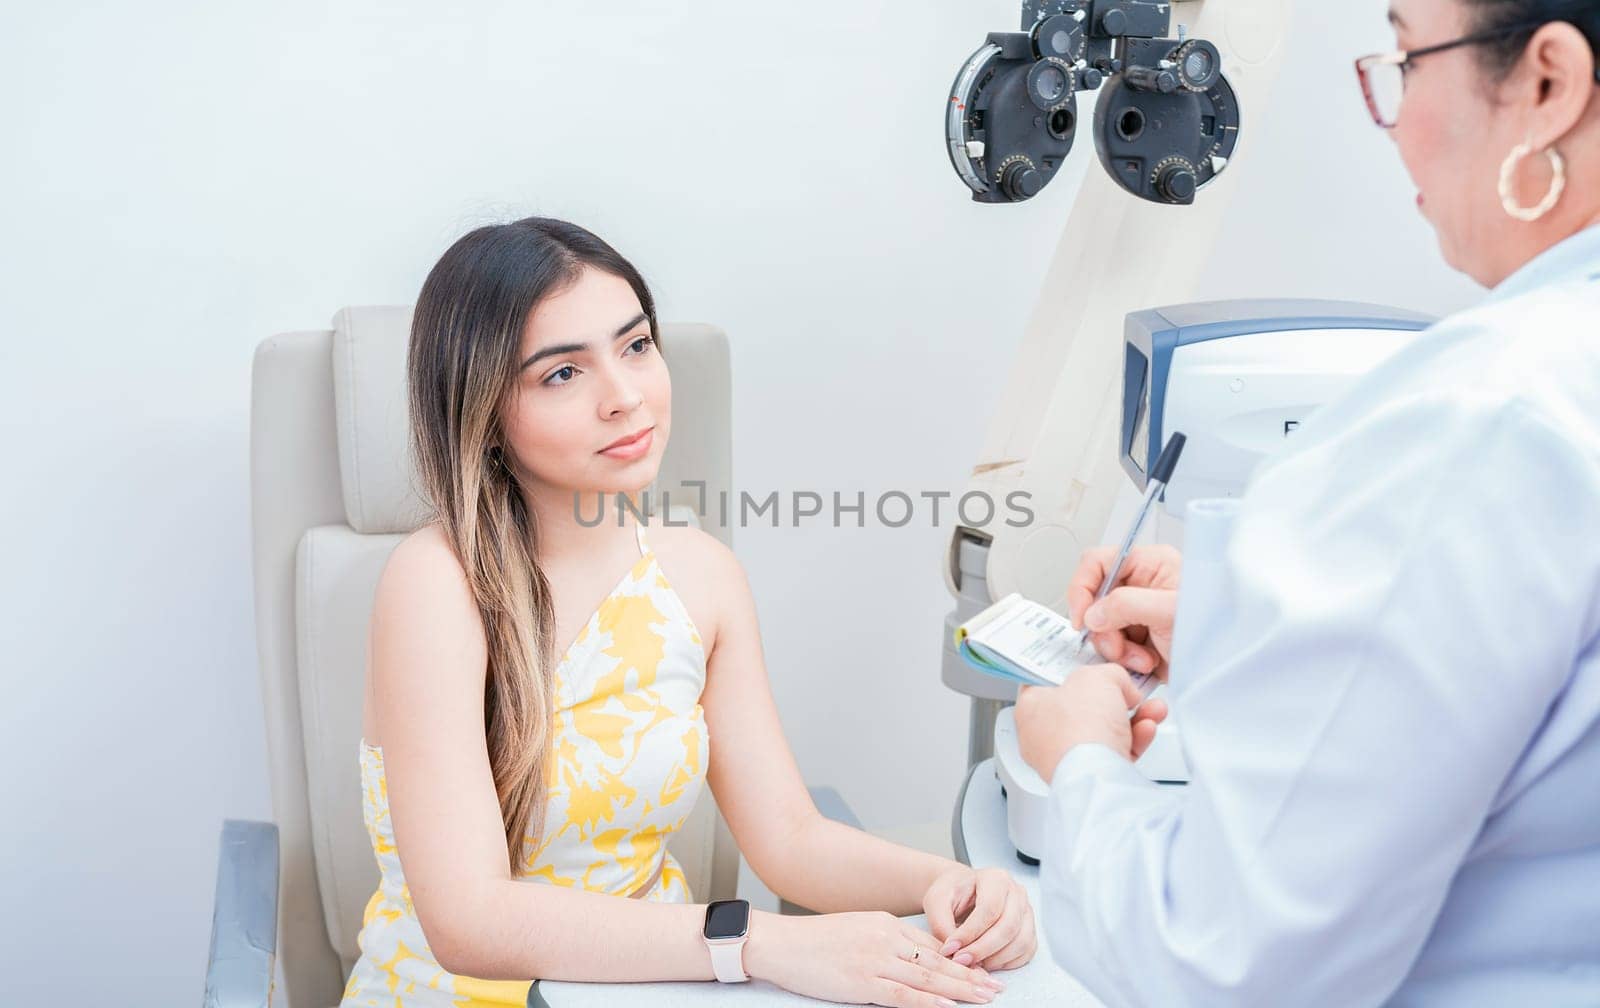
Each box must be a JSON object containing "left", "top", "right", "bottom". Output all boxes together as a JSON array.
[{"left": 704, "top": 899, "right": 750, "bottom": 940}]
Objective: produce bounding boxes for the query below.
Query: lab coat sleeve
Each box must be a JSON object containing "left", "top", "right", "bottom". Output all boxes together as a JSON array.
[{"left": 1037, "top": 390, "right": 1599, "bottom": 1007}]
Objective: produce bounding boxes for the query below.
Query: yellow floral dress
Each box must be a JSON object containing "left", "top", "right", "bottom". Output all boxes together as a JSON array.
[{"left": 340, "top": 521, "right": 710, "bottom": 1007}]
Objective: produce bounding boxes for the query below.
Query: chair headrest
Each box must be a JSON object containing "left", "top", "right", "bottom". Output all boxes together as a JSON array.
[{"left": 332, "top": 306, "right": 431, "bottom": 535}]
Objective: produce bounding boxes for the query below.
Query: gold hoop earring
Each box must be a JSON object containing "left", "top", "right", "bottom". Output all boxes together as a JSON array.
[{"left": 1499, "top": 141, "right": 1566, "bottom": 222}]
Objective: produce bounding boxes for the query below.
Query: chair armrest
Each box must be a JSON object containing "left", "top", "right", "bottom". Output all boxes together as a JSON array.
[{"left": 205, "top": 820, "right": 281, "bottom": 1008}]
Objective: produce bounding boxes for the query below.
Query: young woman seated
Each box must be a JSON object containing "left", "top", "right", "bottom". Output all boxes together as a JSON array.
[{"left": 340, "top": 217, "right": 1035, "bottom": 1008}]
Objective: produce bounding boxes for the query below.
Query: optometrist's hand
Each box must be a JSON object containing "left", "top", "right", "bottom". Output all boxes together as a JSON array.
[
  {"left": 745, "top": 909, "right": 1006, "bottom": 1007},
  {"left": 922, "top": 866, "right": 1036, "bottom": 974},
  {"left": 1066, "top": 544, "right": 1182, "bottom": 681},
  {"left": 1015, "top": 665, "right": 1169, "bottom": 783}
]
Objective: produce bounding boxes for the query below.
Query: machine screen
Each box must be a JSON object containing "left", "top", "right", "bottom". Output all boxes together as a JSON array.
[{"left": 1125, "top": 346, "right": 1151, "bottom": 474}]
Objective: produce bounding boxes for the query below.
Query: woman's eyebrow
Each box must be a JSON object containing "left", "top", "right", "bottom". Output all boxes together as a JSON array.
[
  {"left": 1387, "top": 7, "right": 1406, "bottom": 30},
  {"left": 521, "top": 341, "right": 587, "bottom": 370},
  {"left": 612, "top": 311, "right": 649, "bottom": 337},
  {"left": 519, "top": 311, "right": 649, "bottom": 370}
]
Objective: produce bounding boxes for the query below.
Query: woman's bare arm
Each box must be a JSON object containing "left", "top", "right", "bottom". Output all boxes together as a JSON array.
[{"left": 679, "top": 531, "right": 964, "bottom": 917}]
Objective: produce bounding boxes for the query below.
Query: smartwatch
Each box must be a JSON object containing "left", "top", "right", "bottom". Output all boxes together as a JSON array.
[{"left": 702, "top": 898, "right": 751, "bottom": 983}]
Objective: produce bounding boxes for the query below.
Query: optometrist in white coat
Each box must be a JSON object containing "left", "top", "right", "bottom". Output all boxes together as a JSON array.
[{"left": 1007, "top": 4, "right": 1600, "bottom": 1006}]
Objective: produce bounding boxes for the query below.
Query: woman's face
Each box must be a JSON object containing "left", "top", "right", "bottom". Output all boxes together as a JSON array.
[
  {"left": 1388, "top": 0, "right": 1535, "bottom": 284},
  {"left": 500, "top": 265, "right": 671, "bottom": 499}
]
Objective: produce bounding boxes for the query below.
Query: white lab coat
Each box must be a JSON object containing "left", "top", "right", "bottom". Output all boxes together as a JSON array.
[{"left": 1040, "top": 226, "right": 1600, "bottom": 1007}]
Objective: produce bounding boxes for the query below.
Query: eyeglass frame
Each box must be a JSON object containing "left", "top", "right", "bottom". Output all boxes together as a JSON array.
[{"left": 1355, "top": 19, "right": 1600, "bottom": 129}]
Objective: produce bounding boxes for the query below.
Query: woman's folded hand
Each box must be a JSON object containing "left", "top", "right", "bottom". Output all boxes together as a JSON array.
[
  {"left": 745, "top": 907, "right": 1007, "bottom": 1007},
  {"left": 922, "top": 866, "right": 1037, "bottom": 974}
]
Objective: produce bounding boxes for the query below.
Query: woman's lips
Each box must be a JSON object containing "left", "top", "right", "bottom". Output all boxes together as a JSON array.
[{"left": 598, "top": 427, "right": 654, "bottom": 461}]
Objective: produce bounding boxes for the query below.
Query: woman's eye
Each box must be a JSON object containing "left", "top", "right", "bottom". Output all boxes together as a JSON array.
[
  {"left": 543, "top": 364, "right": 578, "bottom": 386},
  {"left": 625, "top": 335, "right": 655, "bottom": 356}
]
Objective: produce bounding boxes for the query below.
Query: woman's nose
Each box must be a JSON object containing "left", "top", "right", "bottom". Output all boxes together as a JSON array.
[{"left": 598, "top": 367, "right": 644, "bottom": 417}]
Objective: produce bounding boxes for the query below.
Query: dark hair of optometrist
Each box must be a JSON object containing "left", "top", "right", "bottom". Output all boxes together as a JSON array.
[{"left": 1464, "top": 0, "right": 1600, "bottom": 81}]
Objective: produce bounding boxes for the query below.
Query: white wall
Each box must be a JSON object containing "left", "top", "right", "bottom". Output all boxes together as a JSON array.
[{"left": 0, "top": 2, "right": 1482, "bottom": 1004}]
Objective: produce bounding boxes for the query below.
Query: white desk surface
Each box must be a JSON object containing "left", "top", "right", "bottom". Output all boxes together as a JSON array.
[{"left": 533, "top": 759, "right": 1103, "bottom": 1008}]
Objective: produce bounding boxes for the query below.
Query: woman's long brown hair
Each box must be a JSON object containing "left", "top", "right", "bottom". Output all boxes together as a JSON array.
[{"left": 406, "top": 217, "right": 658, "bottom": 868}]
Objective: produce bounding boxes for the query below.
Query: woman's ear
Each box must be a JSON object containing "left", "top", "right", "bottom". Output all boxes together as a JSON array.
[{"left": 1524, "top": 21, "right": 1598, "bottom": 147}]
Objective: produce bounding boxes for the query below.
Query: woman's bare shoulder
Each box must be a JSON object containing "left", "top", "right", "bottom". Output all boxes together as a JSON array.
[
  {"left": 643, "top": 520, "right": 748, "bottom": 641},
  {"left": 365, "top": 523, "right": 489, "bottom": 746},
  {"left": 383, "top": 521, "right": 465, "bottom": 588},
  {"left": 644, "top": 519, "right": 741, "bottom": 581},
  {"left": 373, "top": 522, "right": 484, "bottom": 655}
]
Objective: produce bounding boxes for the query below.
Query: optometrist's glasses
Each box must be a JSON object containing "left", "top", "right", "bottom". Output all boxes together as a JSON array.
[{"left": 1355, "top": 20, "right": 1599, "bottom": 129}]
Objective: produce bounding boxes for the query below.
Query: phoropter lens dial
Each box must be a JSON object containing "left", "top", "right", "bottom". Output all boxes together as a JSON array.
[
  {"left": 1171, "top": 39, "right": 1222, "bottom": 92},
  {"left": 1027, "top": 57, "right": 1076, "bottom": 111},
  {"left": 1033, "top": 13, "right": 1087, "bottom": 63}
]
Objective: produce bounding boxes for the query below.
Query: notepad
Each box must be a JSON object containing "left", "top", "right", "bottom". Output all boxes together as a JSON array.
[{"left": 956, "top": 593, "right": 1159, "bottom": 699}]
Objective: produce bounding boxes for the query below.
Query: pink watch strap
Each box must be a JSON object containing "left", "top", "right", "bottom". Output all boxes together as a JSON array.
[{"left": 707, "top": 939, "right": 748, "bottom": 983}]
